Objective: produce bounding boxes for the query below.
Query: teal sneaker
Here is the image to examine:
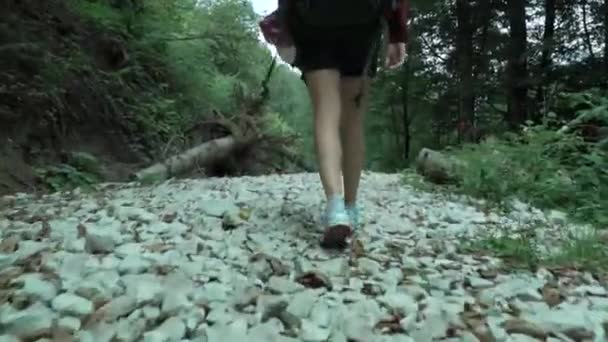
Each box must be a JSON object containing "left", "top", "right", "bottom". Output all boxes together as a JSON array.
[
  {"left": 320, "top": 196, "right": 352, "bottom": 249},
  {"left": 346, "top": 204, "right": 360, "bottom": 231}
]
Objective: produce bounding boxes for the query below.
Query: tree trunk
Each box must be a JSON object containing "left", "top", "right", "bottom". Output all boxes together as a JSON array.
[
  {"left": 535, "top": 0, "right": 556, "bottom": 120},
  {"left": 473, "top": 0, "right": 494, "bottom": 79},
  {"left": 455, "top": 0, "right": 475, "bottom": 141},
  {"left": 415, "top": 148, "right": 463, "bottom": 184},
  {"left": 505, "top": 0, "right": 529, "bottom": 130},
  {"left": 604, "top": 0, "right": 608, "bottom": 78},
  {"left": 132, "top": 136, "right": 238, "bottom": 182},
  {"left": 581, "top": 0, "right": 596, "bottom": 59},
  {"left": 401, "top": 54, "right": 411, "bottom": 161}
]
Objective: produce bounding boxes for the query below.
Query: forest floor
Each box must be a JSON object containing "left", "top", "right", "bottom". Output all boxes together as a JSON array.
[{"left": 1, "top": 172, "right": 607, "bottom": 341}]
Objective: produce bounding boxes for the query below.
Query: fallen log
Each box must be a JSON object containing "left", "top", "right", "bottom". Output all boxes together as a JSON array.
[
  {"left": 132, "top": 135, "right": 238, "bottom": 182},
  {"left": 415, "top": 147, "right": 463, "bottom": 184}
]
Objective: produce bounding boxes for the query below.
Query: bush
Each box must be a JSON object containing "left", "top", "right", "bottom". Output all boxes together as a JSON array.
[{"left": 450, "top": 91, "right": 608, "bottom": 227}]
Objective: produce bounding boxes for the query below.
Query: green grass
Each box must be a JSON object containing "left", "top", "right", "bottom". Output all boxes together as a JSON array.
[{"left": 403, "top": 90, "right": 608, "bottom": 273}]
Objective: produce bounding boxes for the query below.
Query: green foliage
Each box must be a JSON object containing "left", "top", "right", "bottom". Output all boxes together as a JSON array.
[
  {"left": 463, "top": 228, "right": 608, "bottom": 272},
  {"left": 449, "top": 90, "right": 608, "bottom": 227},
  {"left": 34, "top": 152, "right": 102, "bottom": 192},
  {"left": 462, "top": 234, "right": 540, "bottom": 269},
  {"left": 35, "top": 163, "right": 100, "bottom": 192},
  {"left": 62, "top": 0, "right": 309, "bottom": 160}
]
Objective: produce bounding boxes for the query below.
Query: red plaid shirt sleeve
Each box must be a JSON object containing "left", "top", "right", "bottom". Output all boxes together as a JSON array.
[{"left": 259, "top": 10, "right": 293, "bottom": 47}]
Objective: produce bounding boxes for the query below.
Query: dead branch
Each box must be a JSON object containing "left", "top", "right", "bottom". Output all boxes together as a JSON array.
[{"left": 132, "top": 135, "right": 239, "bottom": 181}]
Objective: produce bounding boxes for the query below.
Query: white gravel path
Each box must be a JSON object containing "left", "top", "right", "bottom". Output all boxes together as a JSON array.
[{"left": 0, "top": 172, "right": 606, "bottom": 341}]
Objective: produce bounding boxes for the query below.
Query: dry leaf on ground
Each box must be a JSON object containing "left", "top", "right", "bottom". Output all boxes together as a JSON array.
[{"left": 0, "top": 235, "right": 20, "bottom": 253}]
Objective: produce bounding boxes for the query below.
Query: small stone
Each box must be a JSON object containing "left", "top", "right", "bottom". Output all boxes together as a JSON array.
[
  {"left": 267, "top": 276, "right": 304, "bottom": 294},
  {"left": 205, "top": 319, "right": 248, "bottom": 341},
  {"left": 161, "top": 291, "right": 192, "bottom": 315},
  {"left": 222, "top": 211, "right": 244, "bottom": 230},
  {"left": 143, "top": 317, "right": 186, "bottom": 341},
  {"left": 573, "top": 285, "right": 607, "bottom": 297},
  {"left": 57, "top": 316, "right": 81, "bottom": 332},
  {"left": 378, "top": 291, "right": 418, "bottom": 316},
  {"left": 247, "top": 318, "right": 284, "bottom": 340},
  {"left": 459, "top": 332, "right": 481, "bottom": 342},
  {"left": 358, "top": 258, "right": 382, "bottom": 276},
  {"left": 504, "top": 318, "right": 547, "bottom": 339},
  {"left": 309, "top": 301, "right": 331, "bottom": 327},
  {"left": 466, "top": 276, "right": 494, "bottom": 289},
  {"left": 15, "top": 274, "right": 57, "bottom": 302},
  {"left": 0, "top": 335, "right": 19, "bottom": 342},
  {"left": 99, "top": 295, "right": 139, "bottom": 321},
  {"left": 232, "top": 286, "right": 262, "bottom": 311},
  {"left": 200, "top": 199, "right": 238, "bottom": 217},
  {"left": 143, "top": 305, "right": 161, "bottom": 320},
  {"left": 1, "top": 304, "right": 55, "bottom": 339},
  {"left": 118, "top": 255, "right": 151, "bottom": 274},
  {"left": 184, "top": 309, "right": 206, "bottom": 332},
  {"left": 590, "top": 297, "right": 608, "bottom": 310},
  {"left": 286, "top": 290, "right": 316, "bottom": 318},
  {"left": 316, "top": 258, "right": 348, "bottom": 277},
  {"left": 521, "top": 308, "right": 596, "bottom": 336},
  {"left": 122, "top": 274, "right": 164, "bottom": 305},
  {"left": 300, "top": 319, "right": 331, "bottom": 342},
  {"left": 116, "top": 317, "right": 146, "bottom": 342},
  {"left": 52, "top": 293, "right": 94, "bottom": 317},
  {"left": 85, "top": 233, "right": 116, "bottom": 254},
  {"left": 509, "top": 333, "right": 542, "bottom": 342},
  {"left": 75, "top": 270, "right": 121, "bottom": 302}
]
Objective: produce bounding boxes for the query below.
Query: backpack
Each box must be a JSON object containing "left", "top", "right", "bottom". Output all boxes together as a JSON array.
[{"left": 282, "top": 0, "right": 394, "bottom": 42}]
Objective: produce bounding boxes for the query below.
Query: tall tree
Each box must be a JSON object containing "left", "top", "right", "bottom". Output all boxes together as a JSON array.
[
  {"left": 536, "top": 0, "right": 556, "bottom": 118},
  {"left": 604, "top": 0, "right": 608, "bottom": 76},
  {"left": 400, "top": 54, "right": 412, "bottom": 160},
  {"left": 505, "top": 0, "right": 529, "bottom": 129},
  {"left": 455, "top": 0, "right": 475, "bottom": 141}
]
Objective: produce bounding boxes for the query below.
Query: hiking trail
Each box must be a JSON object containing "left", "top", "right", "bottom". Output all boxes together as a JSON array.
[{"left": 0, "top": 172, "right": 606, "bottom": 341}]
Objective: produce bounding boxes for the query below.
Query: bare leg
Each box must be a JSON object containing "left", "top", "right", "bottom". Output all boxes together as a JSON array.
[
  {"left": 304, "top": 69, "right": 343, "bottom": 199},
  {"left": 340, "top": 77, "right": 369, "bottom": 206}
]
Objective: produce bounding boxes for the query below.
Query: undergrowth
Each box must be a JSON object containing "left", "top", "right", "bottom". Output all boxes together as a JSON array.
[
  {"left": 462, "top": 229, "right": 608, "bottom": 273},
  {"left": 406, "top": 88, "right": 608, "bottom": 272},
  {"left": 34, "top": 152, "right": 102, "bottom": 192},
  {"left": 452, "top": 89, "right": 608, "bottom": 227}
]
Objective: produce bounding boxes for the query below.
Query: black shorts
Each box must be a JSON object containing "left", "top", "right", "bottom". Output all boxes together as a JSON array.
[{"left": 292, "top": 34, "right": 380, "bottom": 78}]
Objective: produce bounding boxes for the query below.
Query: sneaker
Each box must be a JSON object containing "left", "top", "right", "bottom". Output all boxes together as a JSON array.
[
  {"left": 320, "top": 196, "right": 352, "bottom": 249},
  {"left": 346, "top": 204, "right": 360, "bottom": 231}
]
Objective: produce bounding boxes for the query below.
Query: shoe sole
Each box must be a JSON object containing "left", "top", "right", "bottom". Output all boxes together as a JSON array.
[{"left": 320, "top": 224, "right": 352, "bottom": 249}]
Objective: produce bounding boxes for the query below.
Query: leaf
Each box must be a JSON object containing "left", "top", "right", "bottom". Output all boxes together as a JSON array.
[
  {"left": 238, "top": 207, "right": 252, "bottom": 221},
  {"left": 77, "top": 223, "right": 88, "bottom": 238},
  {"left": 503, "top": 318, "right": 547, "bottom": 339},
  {"left": 541, "top": 284, "right": 563, "bottom": 307},
  {"left": 295, "top": 271, "right": 332, "bottom": 290},
  {"left": 375, "top": 314, "right": 406, "bottom": 334},
  {"left": 350, "top": 238, "right": 366, "bottom": 259},
  {"left": 142, "top": 242, "right": 173, "bottom": 253},
  {"left": 478, "top": 268, "right": 499, "bottom": 279},
  {"left": 250, "top": 252, "right": 290, "bottom": 276},
  {"left": 35, "top": 221, "right": 51, "bottom": 241},
  {"left": 0, "top": 235, "right": 19, "bottom": 253},
  {"left": 161, "top": 211, "right": 178, "bottom": 223}
]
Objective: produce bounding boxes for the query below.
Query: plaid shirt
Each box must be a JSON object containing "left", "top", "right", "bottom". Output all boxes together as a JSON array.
[{"left": 259, "top": 0, "right": 409, "bottom": 47}]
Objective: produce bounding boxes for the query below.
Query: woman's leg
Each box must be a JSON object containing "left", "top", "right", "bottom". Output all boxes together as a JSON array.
[
  {"left": 305, "top": 69, "right": 352, "bottom": 248},
  {"left": 339, "top": 77, "right": 369, "bottom": 207},
  {"left": 304, "top": 69, "right": 343, "bottom": 199}
]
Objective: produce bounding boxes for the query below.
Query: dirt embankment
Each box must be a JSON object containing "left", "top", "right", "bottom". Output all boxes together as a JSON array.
[{"left": 0, "top": 0, "right": 165, "bottom": 196}]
